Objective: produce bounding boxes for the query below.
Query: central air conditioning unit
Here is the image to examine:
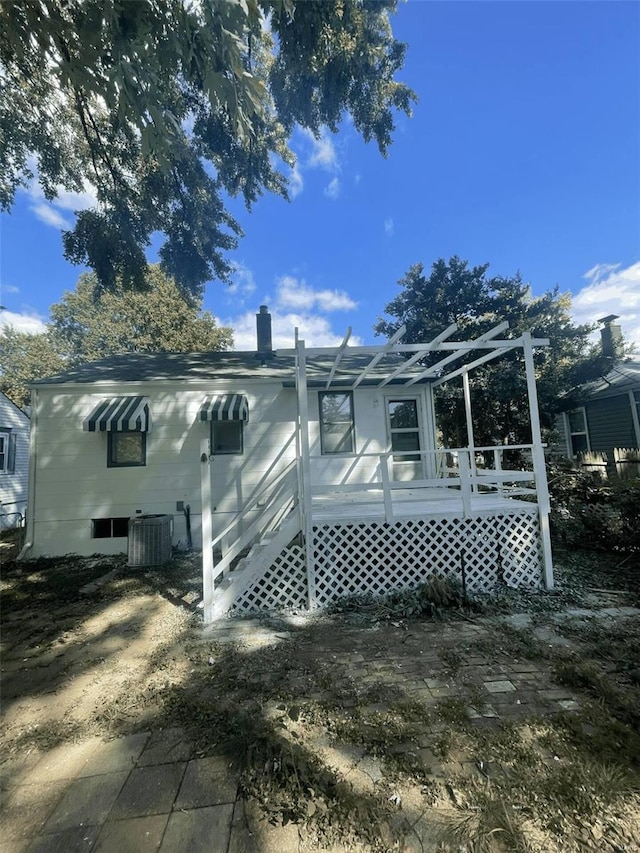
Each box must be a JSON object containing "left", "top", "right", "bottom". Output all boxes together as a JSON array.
[{"left": 128, "top": 514, "right": 173, "bottom": 567}]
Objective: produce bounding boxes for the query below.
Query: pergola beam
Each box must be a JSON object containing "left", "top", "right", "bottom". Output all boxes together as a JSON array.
[
  {"left": 379, "top": 322, "right": 458, "bottom": 387},
  {"left": 404, "top": 321, "right": 510, "bottom": 387},
  {"left": 352, "top": 325, "right": 406, "bottom": 389},
  {"left": 325, "top": 327, "right": 352, "bottom": 389},
  {"left": 432, "top": 336, "right": 550, "bottom": 387}
]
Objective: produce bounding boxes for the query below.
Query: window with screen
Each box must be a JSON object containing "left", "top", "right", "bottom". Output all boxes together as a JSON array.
[{"left": 319, "top": 392, "right": 355, "bottom": 454}]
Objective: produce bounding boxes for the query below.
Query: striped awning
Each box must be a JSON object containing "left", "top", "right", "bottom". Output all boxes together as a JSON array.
[
  {"left": 82, "top": 396, "right": 151, "bottom": 432},
  {"left": 200, "top": 394, "right": 249, "bottom": 423}
]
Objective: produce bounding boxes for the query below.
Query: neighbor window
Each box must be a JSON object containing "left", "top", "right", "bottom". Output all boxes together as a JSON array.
[
  {"left": 567, "top": 408, "right": 589, "bottom": 455},
  {"left": 211, "top": 420, "right": 243, "bottom": 454},
  {"left": 319, "top": 392, "right": 355, "bottom": 454},
  {"left": 92, "top": 517, "right": 130, "bottom": 538},
  {"left": 0, "top": 430, "right": 15, "bottom": 474},
  {"left": 108, "top": 431, "right": 146, "bottom": 467}
]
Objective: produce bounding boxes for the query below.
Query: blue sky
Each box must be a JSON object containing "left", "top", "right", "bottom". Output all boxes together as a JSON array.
[{"left": 1, "top": 0, "right": 638, "bottom": 351}]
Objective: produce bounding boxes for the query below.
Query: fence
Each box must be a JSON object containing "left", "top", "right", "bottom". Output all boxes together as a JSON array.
[{"left": 574, "top": 448, "right": 640, "bottom": 479}]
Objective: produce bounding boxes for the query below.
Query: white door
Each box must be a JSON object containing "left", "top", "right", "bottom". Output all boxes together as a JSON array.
[{"left": 386, "top": 398, "right": 424, "bottom": 481}]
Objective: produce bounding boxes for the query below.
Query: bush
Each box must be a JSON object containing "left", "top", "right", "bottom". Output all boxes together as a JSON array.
[{"left": 547, "top": 464, "right": 640, "bottom": 553}]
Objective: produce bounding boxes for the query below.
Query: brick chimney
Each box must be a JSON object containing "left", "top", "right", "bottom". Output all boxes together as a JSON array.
[{"left": 598, "top": 314, "right": 622, "bottom": 359}]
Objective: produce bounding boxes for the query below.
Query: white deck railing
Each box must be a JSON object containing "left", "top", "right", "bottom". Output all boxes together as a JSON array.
[{"left": 310, "top": 445, "right": 542, "bottom": 524}]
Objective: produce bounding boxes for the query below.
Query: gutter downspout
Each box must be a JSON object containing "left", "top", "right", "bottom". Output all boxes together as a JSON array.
[{"left": 18, "top": 387, "right": 37, "bottom": 560}]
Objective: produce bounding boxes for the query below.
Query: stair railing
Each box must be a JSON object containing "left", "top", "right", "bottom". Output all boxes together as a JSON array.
[{"left": 208, "top": 460, "right": 298, "bottom": 586}]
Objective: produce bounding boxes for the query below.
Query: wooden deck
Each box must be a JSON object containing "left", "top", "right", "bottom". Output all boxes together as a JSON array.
[{"left": 311, "top": 486, "right": 537, "bottom": 524}]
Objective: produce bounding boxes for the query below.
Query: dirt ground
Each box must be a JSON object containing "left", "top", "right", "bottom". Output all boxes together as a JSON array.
[{"left": 2, "top": 531, "right": 640, "bottom": 852}]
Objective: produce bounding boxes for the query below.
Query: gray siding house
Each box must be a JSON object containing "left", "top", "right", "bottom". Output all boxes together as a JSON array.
[
  {"left": 556, "top": 362, "right": 640, "bottom": 457},
  {"left": 0, "top": 392, "right": 30, "bottom": 529}
]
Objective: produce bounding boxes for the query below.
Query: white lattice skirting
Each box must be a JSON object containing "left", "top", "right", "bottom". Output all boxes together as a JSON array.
[{"left": 229, "top": 510, "right": 542, "bottom": 614}]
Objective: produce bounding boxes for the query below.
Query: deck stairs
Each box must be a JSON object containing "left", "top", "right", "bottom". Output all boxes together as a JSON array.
[
  {"left": 205, "top": 461, "right": 302, "bottom": 618},
  {"left": 211, "top": 511, "right": 301, "bottom": 616}
]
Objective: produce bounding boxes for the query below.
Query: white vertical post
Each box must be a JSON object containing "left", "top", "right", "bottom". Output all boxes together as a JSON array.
[
  {"left": 523, "top": 332, "right": 554, "bottom": 589},
  {"left": 462, "top": 371, "right": 477, "bottom": 490},
  {"left": 201, "top": 438, "right": 215, "bottom": 622},
  {"left": 459, "top": 451, "right": 472, "bottom": 517},
  {"left": 493, "top": 448, "right": 503, "bottom": 497},
  {"left": 379, "top": 454, "right": 394, "bottom": 523},
  {"left": 296, "top": 338, "right": 316, "bottom": 608}
]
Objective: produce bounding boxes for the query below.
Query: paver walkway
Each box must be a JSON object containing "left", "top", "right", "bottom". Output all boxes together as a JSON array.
[
  {"left": 2, "top": 728, "right": 292, "bottom": 853},
  {"left": 3, "top": 605, "right": 639, "bottom": 852}
]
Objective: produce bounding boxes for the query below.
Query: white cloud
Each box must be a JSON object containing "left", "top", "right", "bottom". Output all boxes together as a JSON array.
[
  {"left": 22, "top": 167, "right": 98, "bottom": 230},
  {"left": 1, "top": 284, "right": 19, "bottom": 295},
  {"left": 572, "top": 261, "right": 640, "bottom": 349},
  {"left": 221, "top": 271, "right": 360, "bottom": 350},
  {"left": 289, "top": 126, "right": 342, "bottom": 200},
  {"left": 0, "top": 309, "right": 47, "bottom": 335},
  {"left": 227, "top": 260, "right": 257, "bottom": 302},
  {"left": 301, "top": 128, "right": 338, "bottom": 172},
  {"left": 324, "top": 177, "right": 341, "bottom": 200},
  {"left": 224, "top": 309, "right": 362, "bottom": 350},
  {"left": 384, "top": 217, "right": 395, "bottom": 237},
  {"left": 289, "top": 162, "right": 304, "bottom": 199},
  {"left": 31, "top": 202, "right": 71, "bottom": 229},
  {"left": 276, "top": 276, "right": 357, "bottom": 312}
]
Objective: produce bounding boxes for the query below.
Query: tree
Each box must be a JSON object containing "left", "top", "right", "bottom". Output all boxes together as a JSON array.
[
  {"left": 0, "top": 327, "right": 64, "bottom": 410},
  {"left": 0, "top": 0, "right": 415, "bottom": 297},
  {"left": 0, "top": 265, "right": 233, "bottom": 407},
  {"left": 375, "top": 257, "right": 613, "bottom": 447}
]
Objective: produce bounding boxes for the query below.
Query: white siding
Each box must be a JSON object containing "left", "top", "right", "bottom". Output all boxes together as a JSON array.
[
  {"left": 29, "top": 382, "right": 298, "bottom": 557},
  {"left": 0, "top": 393, "right": 30, "bottom": 528},
  {"left": 28, "top": 380, "right": 436, "bottom": 558}
]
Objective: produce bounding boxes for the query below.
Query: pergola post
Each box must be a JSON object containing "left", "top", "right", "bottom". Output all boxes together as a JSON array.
[
  {"left": 462, "top": 370, "right": 477, "bottom": 489},
  {"left": 522, "top": 332, "right": 554, "bottom": 589},
  {"left": 200, "top": 438, "right": 214, "bottom": 621},
  {"left": 296, "top": 338, "right": 316, "bottom": 608}
]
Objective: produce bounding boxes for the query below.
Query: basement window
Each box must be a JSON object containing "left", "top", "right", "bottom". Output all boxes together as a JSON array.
[{"left": 92, "top": 517, "right": 130, "bottom": 538}]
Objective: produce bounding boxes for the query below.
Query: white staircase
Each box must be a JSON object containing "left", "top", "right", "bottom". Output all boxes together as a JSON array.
[
  {"left": 203, "top": 461, "right": 304, "bottom": 620},
  {"left": 211, "top": 511, "right": 301, "bottom": 617}
]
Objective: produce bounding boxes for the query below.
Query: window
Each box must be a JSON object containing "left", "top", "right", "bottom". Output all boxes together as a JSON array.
[
  {"left": 387, "top": 399, "right": 423, "bottom": 479},
  {"left": 108, "top": 431, "right": 146, "bottom": 467},
  {"left": 92, "top": 517, "right": 130, "bottom": 538},
  {"left": 567, "top": 408, "right": 589, "bottom": 455},
  {"left": 211, "top": 420, "right": 243, "bottom": 454},
  {"left": 0, "top": 430, "right": 15, "bottom": 474},
  {"left": 319, "top": 392, "right": 354, "bottom": 454}
]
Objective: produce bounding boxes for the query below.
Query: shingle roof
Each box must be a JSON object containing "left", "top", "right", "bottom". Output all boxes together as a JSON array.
[
  {"left": 563, "top": 361, "right": 640, "bottom": 404},
  {"left": 31, "top": 350, "right": 427, "bottom": 387}
]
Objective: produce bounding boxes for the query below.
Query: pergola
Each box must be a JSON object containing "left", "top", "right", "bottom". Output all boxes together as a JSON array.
[{"left": 201, "top": 321, "right": 553, "bottom": 620}]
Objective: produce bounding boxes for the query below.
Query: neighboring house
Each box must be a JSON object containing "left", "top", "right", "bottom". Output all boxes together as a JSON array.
[
  {"left": 556, "top": 316, "right": 640, "bottom": 458},
  {"left": 557, "top": 362, "right": 640, "bottom": 457},
  {"left": 22, "top": 308, "right": 553, "bottom": 620},
  {"left": 0, "top": 392, "right": 30, "bottom": 529}
]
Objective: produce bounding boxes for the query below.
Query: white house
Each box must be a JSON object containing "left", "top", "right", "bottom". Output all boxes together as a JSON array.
[
  {"left": 22, "top": 308, "right": 553, "bottom": 620},
  {"left": 0, "top": 391, "right": 30, "bottom": 529}
]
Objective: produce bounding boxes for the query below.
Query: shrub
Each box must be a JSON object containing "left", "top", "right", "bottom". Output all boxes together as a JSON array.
[{"left": 547, "top": 464, "right": 640, "bottom": 553}]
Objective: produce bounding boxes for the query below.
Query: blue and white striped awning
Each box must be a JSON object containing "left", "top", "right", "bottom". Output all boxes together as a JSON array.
[
  {"left": 83, "top": 396, "right": 151, "bottom": 432},
  {"left": 200, "top": 394, "right": 249, "bottom": 423}
]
